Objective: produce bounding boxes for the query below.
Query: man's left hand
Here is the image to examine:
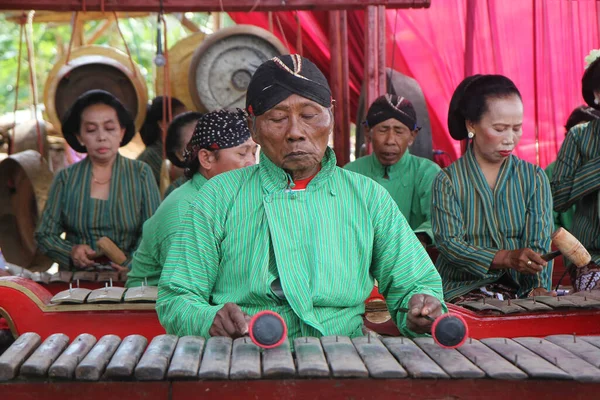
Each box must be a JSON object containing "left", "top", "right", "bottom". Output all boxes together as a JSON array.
[{"left": 406, "top": 293, "right": 443, "bottom": 334}]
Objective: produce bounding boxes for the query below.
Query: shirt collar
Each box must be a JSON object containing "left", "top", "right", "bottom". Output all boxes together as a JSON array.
[
  {"left": 191, "top": 173, "right": 208, "bottom": 190},
  {"left": 370, "top": 150, "right": 412, "bottom": 179},
  {"left": 259, "top": 147, "right": 337, "bottom": 193}
]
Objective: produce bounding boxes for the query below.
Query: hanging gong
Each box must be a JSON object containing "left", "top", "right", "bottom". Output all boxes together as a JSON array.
[
  {"left": 355, "top": 68, "right": 433, "bottom": 160},
  {"left": 43, "top": 45, "right": 148, "bottom": 136},
  {"left": 10, "top": 119, "right": 57, "bottom": 159},
  {"left": 156, "top": 31, "right": 207, "bottom": 112},
  {"left": 0, "top": 150, "right": 53, "bottom": 272},
  {"left": 188, "top": 25, "right": 288, "bottom": 113}
]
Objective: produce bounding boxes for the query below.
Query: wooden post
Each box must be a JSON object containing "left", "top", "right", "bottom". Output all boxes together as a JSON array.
[
  {"left": 462, "top": 0, "right": 476, "bottom": 155},
  {"left": 364, "top": 5, "right": 380, "bottom": 154},
  {"left": 340, "top": 10, "right": 351, "bottom": 166},
  {"left": 213, "top": 12, "right": 222, "bottom": 31},
  {"left": 329, "top": 10, "right": 351, "bottom": 166},
  {"left": 377, "top": 5, "right": 386, "bottom": 95}
]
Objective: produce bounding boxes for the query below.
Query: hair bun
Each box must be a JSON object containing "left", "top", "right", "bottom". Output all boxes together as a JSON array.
[{"left": 447, "top": 75, "right": 482, "bottom": 140}]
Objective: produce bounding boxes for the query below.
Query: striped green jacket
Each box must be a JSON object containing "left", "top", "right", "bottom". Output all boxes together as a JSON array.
[
  {"left": 344, "top": 152, "right": 440, "bottom": 242},
  {"left": 35, "top": 154, "right": 161, "bottom": 269},
  {"left": 432, "top": 146, "right": 553, "bottom": 301},
  {"left": 157, "top": 147, "right": 445, "bottom": 341},
  {"left": 163, "top": 175, "right": 188, "bottom": 200},
  {"left": 545, "top": 161, "right": 574, "bottom": 231},
  {"left": 551, "top": 120, "right": 600, "bottom": 265},
  {"left": 127, "top": 173, "right": 207, "bottom": 288},
  {"left": 137, "top": 141, "right": 163, "bottom": 186}
]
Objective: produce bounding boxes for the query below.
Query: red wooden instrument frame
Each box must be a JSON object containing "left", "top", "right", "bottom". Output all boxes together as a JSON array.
[
  {"left": 2, "top": 379, "right": 600, "bottom": 400},
  {"left": 3, "top": 277, "right": 600, "bottom": 342},
  {"left": 0, "top": 277, "right": 164, "bottom": 341}
]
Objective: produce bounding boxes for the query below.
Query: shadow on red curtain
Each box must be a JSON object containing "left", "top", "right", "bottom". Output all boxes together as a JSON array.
[{"left": 230, "top": 0, "right": 599, "bottom": 167}]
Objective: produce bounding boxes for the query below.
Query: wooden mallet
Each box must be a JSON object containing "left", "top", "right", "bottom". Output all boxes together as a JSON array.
[
  {"left": 248, "top": 311, "right": 288, "bottom": 349},
  {"left": 95, "top": 237, "right": 127, "bottom": 266},
  {"left": 541, "top": 228, "right": 591, "bottom": 268},
  {"left": 398, "top": 307, "right": 469, "bottom": 349}
]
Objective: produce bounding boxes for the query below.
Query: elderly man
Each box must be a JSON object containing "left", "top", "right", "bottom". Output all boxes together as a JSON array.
[
  {"left": 157, "top": 54, "right": 445, "bottom": 341},
  {"left": 345, "top": 95, "right": 440, "bottom": 245}
]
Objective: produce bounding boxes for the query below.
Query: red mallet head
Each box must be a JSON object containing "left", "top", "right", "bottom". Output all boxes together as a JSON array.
[
  {"left": 431, "top": 313, "right": 469, "bottom": 349},
  {"left": 248, "top": 311, "right": 287, "bottom": 349}
]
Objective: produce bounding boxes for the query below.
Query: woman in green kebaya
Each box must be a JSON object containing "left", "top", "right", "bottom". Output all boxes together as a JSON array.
[{"left": 35, "top": 90, "right": 160, "bottom": 271}]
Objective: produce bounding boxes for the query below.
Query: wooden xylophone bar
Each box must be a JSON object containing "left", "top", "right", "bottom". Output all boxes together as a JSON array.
[{"left": 2, "top": 332, "right": 600, "bottom": 399}]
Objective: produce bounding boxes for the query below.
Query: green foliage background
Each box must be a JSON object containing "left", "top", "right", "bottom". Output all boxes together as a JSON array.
[{"left": 0, "top": 12, "right": 235, "bottom": 113}]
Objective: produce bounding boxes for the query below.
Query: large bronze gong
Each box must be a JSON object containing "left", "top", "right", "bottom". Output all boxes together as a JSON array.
[
  {"left": 155, "top": 31, "right": 206, "bottom": 112},
  {"left": 43, "top": 45, "right": 148, "bottom": 136},
  {"left": 10, "top": 120, "right": 57, "bottom": 160},
  {"left": 0, "top": 150, "right": 53, "bottom": 271},
  {"left": 355, "top": 68, "right": 433, "bottom": 160},
  {"left": 188, "top": 25, "right": 287, "bottom": 112}
]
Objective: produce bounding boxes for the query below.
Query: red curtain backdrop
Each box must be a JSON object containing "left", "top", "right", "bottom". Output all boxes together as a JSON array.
[{"left": 230, "top": 0, "right": 600, "bottom": 167}]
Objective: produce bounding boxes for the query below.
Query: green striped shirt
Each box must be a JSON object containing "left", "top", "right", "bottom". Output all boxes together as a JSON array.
[
  {"left": 551, "top": 120, "right": 600, "bottom": 265},
  {"left": 344, "top": 152, "right": 440, "bottom": 242},
  {"left": 157, "top": 147, "right": 445, "bottom": 341},
  {"left": 35, "top": 154, "right": 161, "bottom": 269},
  {"left": 163, "top": 175, "right": 188, "bottom": 199},
  {"left": 545, "top": 161, "right": 574, "bottom": 231},
  {"left": 137, "top": 141, "right": 163, "bottom": 186},
  {"left": 432, "top": 146, "right": 553, "bottom": 301},
  {"left": 127, "top": 173, "right": 207, "bottom": 288}
]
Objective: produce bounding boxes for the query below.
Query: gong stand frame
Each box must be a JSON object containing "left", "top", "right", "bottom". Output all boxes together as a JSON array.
[
  {"left": 0, "top": 0, "right": 430, "bottom": 12},
  {"left": 3, "top": 0, "right": 428, "bottom": 165}
]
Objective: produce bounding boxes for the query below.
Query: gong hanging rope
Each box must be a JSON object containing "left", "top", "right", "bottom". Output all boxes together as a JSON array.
[
  {"left": 112, "top": 12, "right": 138, "bottom": 79},
  {"left": 159, "top": 10, "right": 173, "bottom": 160},
  {"left": 24, "top": 10, "right": 44, "bottom": 158},
  {"left": 10, "top": 14, "right": 26, "bottom": 156}
]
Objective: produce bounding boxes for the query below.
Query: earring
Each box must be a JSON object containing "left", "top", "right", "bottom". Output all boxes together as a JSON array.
[
  {"left": 467, "top": 131, "right": 475, "bottom": 139},
  {"left": 595, "top": 98, "right": 599, "bottom": 105}
]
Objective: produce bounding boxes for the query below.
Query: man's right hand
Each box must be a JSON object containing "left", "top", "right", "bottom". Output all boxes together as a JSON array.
[
  {"left": 492, "top": 249, "right": 546, "bottom": 274},
  {"left": 70, "top": 244, "right": 97, "bottom": 268},
  {"left": 209, "top": 303, "right": 251, "bottom": 338}
]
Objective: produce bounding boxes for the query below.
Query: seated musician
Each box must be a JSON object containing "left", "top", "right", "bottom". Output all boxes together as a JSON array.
[
  {"left": 157, "top": 54, "right": 446, "bottom": 341},
  {"left": 35, "top": 90, "right": 161, "bottom": 271},
  {"left": 137, "top": 96, "right": 187, "bottom": 185},
  {"left": 127, "top": 110, "right": 257, "bottom": 288},
  {"left": 432, "top": 75, "right": 554, "bottom": 302},
  {"left": 344, "top": 95, "right": 440, "bottom": 246},
  {"left": 545, "top": 105, "right": 600, "bottom": 231},
  {"left": 163, "top": 111, "right": 203, "bottom": 199},
  {"left": 551, "top": 52, "right": 600, "bottom": 291}
]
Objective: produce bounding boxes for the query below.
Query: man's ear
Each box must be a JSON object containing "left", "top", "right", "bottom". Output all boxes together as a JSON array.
[
  {"left": 248, "top": 116, "right": 261, "bottom": 146},
  {"left": 408, "top": 129, "right": 418, "bottom": 147},
  {"left": 198, "top": 149, "right": 214, "bottom": 171},
  {"left": 365, "top": 129, "right": 373, "bottom": 144}
]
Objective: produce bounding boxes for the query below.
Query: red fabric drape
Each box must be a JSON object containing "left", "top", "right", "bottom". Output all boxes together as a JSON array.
[{"left": 231, "top": 1, "right": 600, "bottom": 166}]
